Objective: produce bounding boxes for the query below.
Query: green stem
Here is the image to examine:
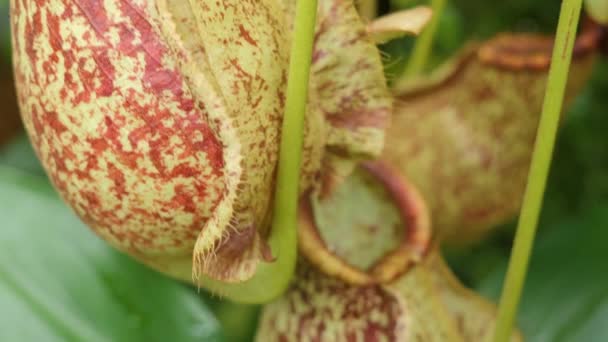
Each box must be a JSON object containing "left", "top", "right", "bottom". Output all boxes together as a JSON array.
[
  {"left": 359, "top": 0, "right": 378, "bottom": 20},
  {"left": 493, "top": 1, "right": 583, "bottom": 341},
  {"left": 405, "top": 0, "right": 446, "bottom": 76},
  {"left": 213, "top": 302, "right": 260, "bottom": 342},
  {"left": 265, "top": 0, "right": 319, "bottom": 297},
  {"left": 199, "top": 0, "right": 318, "bottom": 304}
]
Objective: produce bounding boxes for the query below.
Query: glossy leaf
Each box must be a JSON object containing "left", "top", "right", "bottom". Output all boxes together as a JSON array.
[
  {"left": 0, "top": 134, "right": 44, "bottom": 176},
  {"left": 0, "top": 166, "right": 221, "bottom": 342},
  {"left": 545, "top": 60, "right": 608, "bottom": 222},
  {"left": 478, "top": 205, "right": 608, "bottom": 341}
]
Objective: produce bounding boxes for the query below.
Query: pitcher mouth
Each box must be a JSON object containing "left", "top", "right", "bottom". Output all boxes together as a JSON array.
[
  {"left": 298, "top": 160, "right": 433, "bottom": 285},
  {"left": 477, "top": 18, "right": 603, "bottom": 71}
]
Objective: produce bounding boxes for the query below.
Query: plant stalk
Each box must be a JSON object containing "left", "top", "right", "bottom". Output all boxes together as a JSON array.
[
  {"left": 265, "top": 0, "right": 319, "bottom": 297},
  {"left": 405, "top": 0, "right": 446, "bottom": 76},
  {"left": 359, "top": 0, "right": 378, "bottom": 20},
  {"left": 493, "top": 0, "right": 584, "bottom": 341},
  {"left": 199, "top": 0, "right": 318, "bottom": 304}
]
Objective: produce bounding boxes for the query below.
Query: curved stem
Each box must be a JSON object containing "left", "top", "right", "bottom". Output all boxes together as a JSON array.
[
  {"left": 213, "top": 302, "right": 260, "bottom": 341},
  {"left": 199, "top": 0, "right": 318, "bottom": 304},
  {"left": 493, "top": 1, "right": 584, "bottom": 341},
  {"left": 264, "top": 0, "right": 319, "bottom": 299},
  {"left": 405, "top": 0, "right": 446, "bottom": 76}
]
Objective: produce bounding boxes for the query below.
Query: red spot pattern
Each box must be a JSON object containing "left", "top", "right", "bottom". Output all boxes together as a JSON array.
[
  {"left": 260, "top": 265, "right": 405, "bottom": 341},
  {"left": 238, "top": 24, "right": 258, "bottom": 47},
  {"left": 12, "top": 0, "right": 226, "bottom": 254}
]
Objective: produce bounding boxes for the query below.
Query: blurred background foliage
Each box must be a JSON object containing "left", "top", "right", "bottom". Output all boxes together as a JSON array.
[{"left": 0, "top": 0, "right": 607, "bottom": 341}]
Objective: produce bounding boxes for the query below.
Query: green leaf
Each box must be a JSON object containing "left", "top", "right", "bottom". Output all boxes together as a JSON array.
[
  {"left": 545, "top": 61, "right": 608, "bottom": 221},
  {"left": 477, "top": 205, "right": 608, "bottom": 341},
  {"left": 0, "top": 166, "right": 221, "bottom": 342},
  {"left": 0, "top": 134, "right": 45, "bottom": 176}
]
